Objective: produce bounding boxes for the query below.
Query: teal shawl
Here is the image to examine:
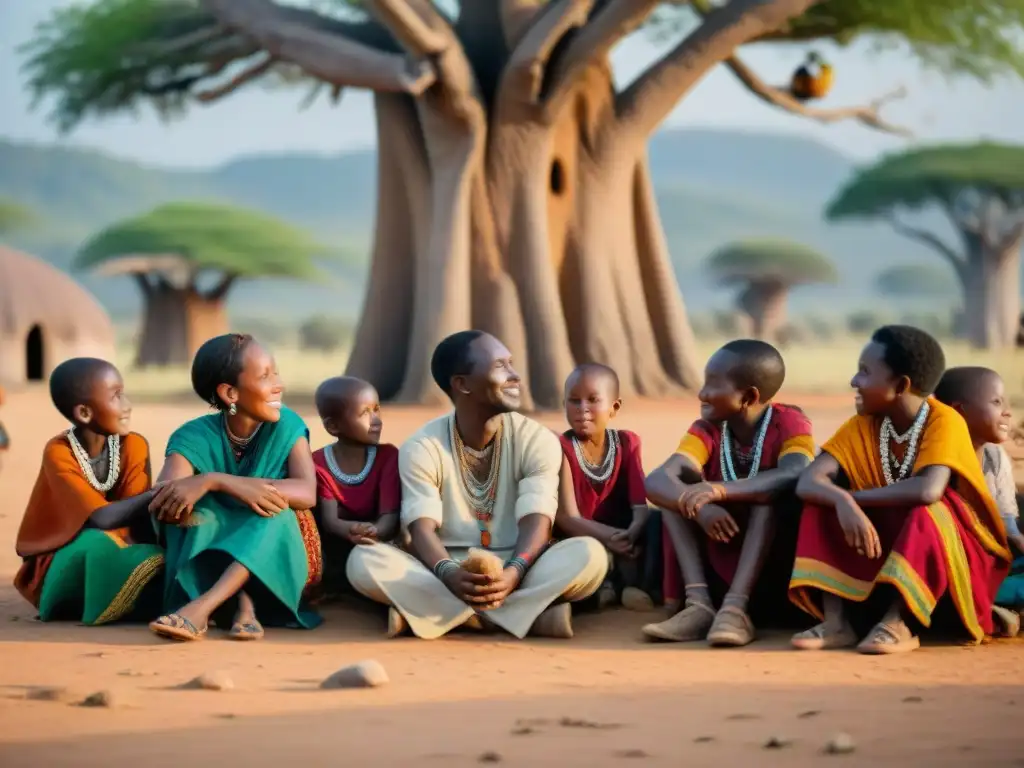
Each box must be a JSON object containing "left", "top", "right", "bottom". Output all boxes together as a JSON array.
[{"left": 160, "top": 406, "right": 321, "bottom": 628}]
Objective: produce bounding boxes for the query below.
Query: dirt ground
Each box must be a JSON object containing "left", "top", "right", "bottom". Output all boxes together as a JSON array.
[{"left": 0, "top": 388, "right": 1021, "bottom": 767}]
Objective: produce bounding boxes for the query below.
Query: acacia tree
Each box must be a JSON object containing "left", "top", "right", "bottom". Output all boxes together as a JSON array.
[
  {"left": 23, "top": 0, "right": 1024, "bottom": 406},
  {"left": 78, "top": 201, "right": 325, "bottom": 366},
  {"left": 827, "top": 144, "right": 1024, "bottom": 350},
  {"left": 874, "top": 264, "right": 958, "bottom": 299},
  {"left": 706, "top": 238, "right": 836, "bottom": 341}
]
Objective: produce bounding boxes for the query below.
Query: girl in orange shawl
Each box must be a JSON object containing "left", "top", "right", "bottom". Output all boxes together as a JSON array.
[{"left": 789, "top": 326, "right": 1010, "bottom": 654}]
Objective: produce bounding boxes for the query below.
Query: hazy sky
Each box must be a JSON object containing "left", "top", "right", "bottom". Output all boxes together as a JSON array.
[{"left": 0, "top": 1, "right": 1019, "bottom": 168}]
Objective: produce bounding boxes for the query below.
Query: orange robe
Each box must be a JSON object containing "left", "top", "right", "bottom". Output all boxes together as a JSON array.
[
  {"left": 14, "top": 432, "right": 153, "bottom": 607},
  {"left": 789, "top": 398, "right": 1010, "bottom": 642}
]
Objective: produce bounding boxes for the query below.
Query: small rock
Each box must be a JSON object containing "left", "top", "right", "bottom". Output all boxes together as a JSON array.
[
  {"left": 511, "top": 726, "right": 535, "bottom": 736},
  {"left": 186, "top": 670, "right": 235, "bottom": 691},
  {"left": 27, "top": 686, "right": 76, "bottom": 703},
  {"left": 614, "top": 748, "right": 649, "bottom": 758},
  {"left": 798, "top": 709, "right": 821, "bottom": 719},
  {"left": 825, "top": 733, "right": 855, "bottom": 755},
  {"left": 79, "top": 690, "right": 127, "bottom": 708},
  {"left": 118, "top": 670, "right": 144, "bottom": 678},
  {"left": 694, "top": 736, "right": 715, "bottom": 744},
  {"left": 764, "top": 736, "right": 791, "bottom": 749},
  {"left": 478, "top": 751, "right": 502, "bottom": 763},
  {"left": 902, "top": 695, "right": 923, "bottom": 703},
  {"left": 320, "top": 660, "right": 389, "bottom": 689}
]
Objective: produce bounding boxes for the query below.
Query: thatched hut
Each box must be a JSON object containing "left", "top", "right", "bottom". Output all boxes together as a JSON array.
[{"left": 0, "top": 245, "right": 115, "bottom": 385}]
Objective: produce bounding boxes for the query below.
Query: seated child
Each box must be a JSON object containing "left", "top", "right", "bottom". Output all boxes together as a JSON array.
[
  {"left": 553, "top": 364, "right": 659, "bottom": 611},
  {"left": 935, "top": 367, "right": 1024, "bottom": 618},
  {"left": 642, "top": 340, "right": 815, "bottom": 646},
  {"left": 790, "top": 326, "right": 1011, "bottom": 654},
  {"left": 13, "top": 358, "right": 164, "bottom": 624},
  {"left": 312, "top": 376, "right": 400, "bottom": 597}
]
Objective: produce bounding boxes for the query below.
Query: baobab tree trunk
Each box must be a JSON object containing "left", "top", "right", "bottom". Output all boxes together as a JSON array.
[
  {"left": 132, "top": 275, "right": 230, "bottom": 367},
  {"left": 962, "top": 233, "right": 1022, "bottom": 350},
  {"left": 737, "top": 280, "right": 789, "bottom": 342}
]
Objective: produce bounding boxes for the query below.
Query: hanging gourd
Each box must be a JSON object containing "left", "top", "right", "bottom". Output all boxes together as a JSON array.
[{"left": 790, "top": 52, "right": 833, "bottom": 101}]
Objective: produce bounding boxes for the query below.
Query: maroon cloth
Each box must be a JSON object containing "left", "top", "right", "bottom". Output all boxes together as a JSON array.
[
  {"left": 559, "top": 429, "right": 647, "bottom": 529},
  {"left": 312, "top": 443, "right": 400, "bottom": 521}
]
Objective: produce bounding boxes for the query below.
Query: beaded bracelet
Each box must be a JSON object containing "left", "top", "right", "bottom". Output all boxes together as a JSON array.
[
  {"left": 505, "top": 556, "right": 530, "bottom": 580},
  {"left": 433, "top": 558, "right": 459, "bottom": 581}
]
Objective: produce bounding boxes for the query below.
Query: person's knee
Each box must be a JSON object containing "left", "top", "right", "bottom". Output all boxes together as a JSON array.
[
  {"left": 558, "top": 536, "right": 610, "bottom": 575},
  {"left": 344, "top": 544, "right": 376, "bottom": 593}
]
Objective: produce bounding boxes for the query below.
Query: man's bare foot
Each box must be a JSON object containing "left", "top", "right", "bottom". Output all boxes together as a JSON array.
[
  {"left": 621, "top": 587, "right": 655, "bottom": 612},
  {"left": 641, "top": 600, "right": 715, "bottom": 642},
  {"left": 707, "top": 604, "right": 755, "bottom": 647},
  {"left": 856, "top": 618, "right": 920, "bottom": 655},
  {"left": 791, "top": 621, "right": 858, "bottom": 651},
  {"left": 530, "top": 603, "right": 573, "bottom": 639}
]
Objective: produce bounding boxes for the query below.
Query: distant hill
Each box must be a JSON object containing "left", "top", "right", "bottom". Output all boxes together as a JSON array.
[{"left": 0, "top": 127, "right": 965, "bottom": 323}]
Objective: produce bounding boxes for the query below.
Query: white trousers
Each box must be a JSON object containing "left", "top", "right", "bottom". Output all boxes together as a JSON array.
[{"left": 346, "top": 537, "right": 608, "bottom": 639}]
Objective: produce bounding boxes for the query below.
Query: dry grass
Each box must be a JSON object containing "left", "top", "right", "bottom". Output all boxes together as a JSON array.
[{"left": 114, "top": 336, "right": 1024, "bottom": 405}]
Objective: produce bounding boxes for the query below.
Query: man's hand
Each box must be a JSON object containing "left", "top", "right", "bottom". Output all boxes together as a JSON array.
[
  {"left": 474, "top": 567, "right": 522, "bottom": 610},
  {"left": 678, "top": 482, "right": 727, "bottom": 519},
  {"left": 836, "top": 496, "right": 882, "bottom": 559},
  {"left": 695, "top": 504, "right": 739, "bottom": 543},
  {"left": 441, "top": 567, "right": 497, "bottom": 605}
]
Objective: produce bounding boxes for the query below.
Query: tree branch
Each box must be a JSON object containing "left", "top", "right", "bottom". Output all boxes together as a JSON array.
[
  {"left": 195, "top": 54, "right": 276, "bottom": 102},
  {"left": 503, "top": 0, "right": 596, "bottom": 105},
  {"left": 365, "top": 0, "right": 449, "bottom": 56},
  {"left": 199, "top": 0, "right": 435, "bottom": 94},
  {"left": 543, "top": 0, "right": 662, "bottom": 118},
  {"left": 719, "top": 56, "right": 912, "bottom": 136},
  {"left": 617, "top": 0, "right": 822, "bottom": 138},
  {"left": 884, "top": 212, "right": 967, "bottom": 284}
]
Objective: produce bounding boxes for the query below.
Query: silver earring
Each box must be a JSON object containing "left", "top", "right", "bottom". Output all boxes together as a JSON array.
[{"left": 228, "top": 403, "right": 237, "bottom": 416}]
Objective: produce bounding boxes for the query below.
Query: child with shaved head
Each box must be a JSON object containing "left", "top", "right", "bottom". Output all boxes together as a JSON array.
[
  {"left": 554, "top": 363, "right": 659, "bottom": 611},
  {"left": 14, "top": 357, "right": 164, "bottom": 625},
  {"left": 311, "top": 376, "right": 400, "bottom": 597},
  {"left": 643, "top": 340, "right": 815, "bottom": 646}
]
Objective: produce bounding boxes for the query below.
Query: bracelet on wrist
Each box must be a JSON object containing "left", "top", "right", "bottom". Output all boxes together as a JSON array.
[
  {"left": 433, "top": 558, "right": 459, "bottom": 581},
  {"left": 504, "top": 556, "right": 530, "bottom": 580}
]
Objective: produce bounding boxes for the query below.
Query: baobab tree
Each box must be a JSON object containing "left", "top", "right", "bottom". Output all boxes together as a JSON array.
[
  {"left": 827, "top": 143, "right": 1024, "bottom": 350},
  {"left": 78, "top": 201, "right": 325, "bottom": 366},
  {"left": 23, "top": 0, "right": 1024, "bottom": 406},
  {"left": 706, "top": 238, "right": 836, "bottom": 342}
]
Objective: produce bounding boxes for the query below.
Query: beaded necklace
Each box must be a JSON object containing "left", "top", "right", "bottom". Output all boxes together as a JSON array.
[
  {"left": 572, "top": 429, "right": 618, "bottom": 484},
  {"left": 224, "top": 414, "right": 261, "bottom": 459},
  {"left": 719, "top": 406, "right": 773, "bottom": 482},
  {"left": 450, "top": 414, "right": 503, "bottom": 548},
  {"left": 66, "top": 428, "right": 120, "bottom": 493},
  {"left": 325, "top": 443, "right": 377, "bottom": 486},
  {"left": 879, "top": 402, "right": 930, "bottom": 486}
]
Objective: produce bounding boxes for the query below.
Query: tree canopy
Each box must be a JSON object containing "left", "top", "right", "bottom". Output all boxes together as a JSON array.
[
  {"left": 706, "top": 238, "right": 838, "bottom": 286},
  {"left": 874, "top": 264, "right": 959, "bottom": 297},
  {"left": 21, "top": 0, "right": 1024, "bottom": 133},
  {"left": 76, "top": 201, "right": 326, "bottom": 278},
  {"left": 826, "top": 143, "right": 1024, "bottom": 219}
]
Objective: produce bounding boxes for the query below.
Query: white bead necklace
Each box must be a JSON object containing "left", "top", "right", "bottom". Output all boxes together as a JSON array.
[
  {"left": 719, "top": 406, "right": 774, "bottom": 482},
  {"left": 325, "top": 444, "right": 377, "bottom": 486},
  {"left": 66, "top": 428, "right": 121, "bottom": 493},
  {"left": 572, "top": 429, "right": 619, "bottom": 484},
  {"left": 879, "top": 402, "right": 930, "bottom": 486},
  {"left": 224, "top": 414, "right": 261, "bottom": 449}
]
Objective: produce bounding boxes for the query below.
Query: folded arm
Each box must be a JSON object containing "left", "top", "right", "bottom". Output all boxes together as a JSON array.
[
  {"left": 850, "top": 465, "right": 950, "bottom": 508},
  {"left": 87, "top": 491, "right": 158, "bottom": 530},
  {"left": 554, "top": 456, "right": 621, "bottom": 544},
  {"left": 796, "top": 452, "right": 855, "bottom": 508},
  {"left": 644, "top": 453, "right": 703, "bottom": 511},
  {"left": 715, "top": 453, "right": 810, "bottom": 504}
]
